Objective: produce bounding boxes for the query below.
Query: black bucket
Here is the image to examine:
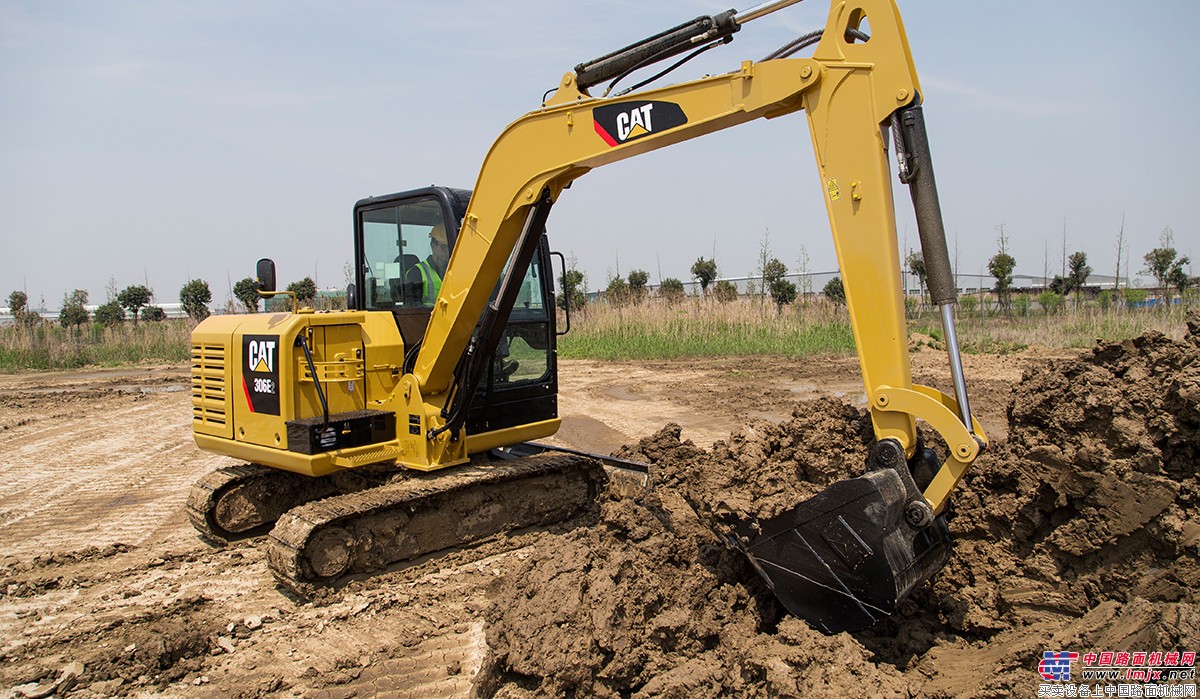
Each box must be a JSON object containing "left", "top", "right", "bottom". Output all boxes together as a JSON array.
[{"left": 734, "top": 465, "right": 951, "bottom": 634}]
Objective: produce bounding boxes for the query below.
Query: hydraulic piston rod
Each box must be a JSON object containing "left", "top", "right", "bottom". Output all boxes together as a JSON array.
[
  {"left": 573, "top": 0, "right": 806, "bottom": 91},
  {"left": 896, "top": 104, "right": 976, "bottom": 434},
  {"left": 734, "top": 0, "right": 808, "bottom": 26}
]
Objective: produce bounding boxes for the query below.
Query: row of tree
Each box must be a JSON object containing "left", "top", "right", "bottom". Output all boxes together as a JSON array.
[
  {"left": 7, "top": 285, "right": 164, "bottom": 329},
  {"left": 5, "top": 275, "right": 324, "bottom": 330},
  {"left": 563, "top": 222, "right": 1190, "bottom": 318},
  {"left": 969, "top": 226, "right": 1192, "bottom": 313},
  {"left": 556, "top": 249, "right": 845, "bottom": 315}
]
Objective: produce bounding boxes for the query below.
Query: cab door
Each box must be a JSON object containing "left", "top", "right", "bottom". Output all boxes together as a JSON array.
[{"left": 466, "top": 236, "right": 558, "bottom": 435}]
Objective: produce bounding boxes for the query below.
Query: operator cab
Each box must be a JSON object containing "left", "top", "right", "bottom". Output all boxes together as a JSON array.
[{"left": 353, "top": 186, "right": 560, "bottom": 435}]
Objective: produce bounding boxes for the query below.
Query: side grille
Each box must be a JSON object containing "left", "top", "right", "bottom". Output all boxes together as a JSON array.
[{"left": 191, "top": 343, "right": 228, "bottom": 427}]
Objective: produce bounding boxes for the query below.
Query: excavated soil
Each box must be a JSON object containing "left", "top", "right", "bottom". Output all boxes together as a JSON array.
[
  {"left": 1, "top": 320, "right": 1196, "bottom": 698},
  {"left": 479, "top": 317, "right": 1200, "bottom": 697}
]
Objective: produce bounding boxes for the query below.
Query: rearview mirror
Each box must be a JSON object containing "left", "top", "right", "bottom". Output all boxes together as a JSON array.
[
  {"left": 256, "top": 258, "right": 277, "bottom": 293},
  {"left": 346, "top": 282, "right": 357, "bottom": 310}
]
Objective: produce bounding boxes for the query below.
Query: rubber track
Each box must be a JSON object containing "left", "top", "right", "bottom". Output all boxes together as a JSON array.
[
  {"left": 187, "top": 463, "right": 344, "bottom": 545},
  {"left": 267, "top": 453, "right": 606, "bottom": 594},
  {"left": 186, "top": 463, "right": 278, "bottom": 544}
]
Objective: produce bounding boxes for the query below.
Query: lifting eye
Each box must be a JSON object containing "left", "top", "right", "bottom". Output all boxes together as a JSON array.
[{"left": 845, "top": 8, "right": 871, "bottom": 44}]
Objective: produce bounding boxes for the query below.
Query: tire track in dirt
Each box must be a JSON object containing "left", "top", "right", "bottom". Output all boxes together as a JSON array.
[{"left": 0, "top": 392, "right": 232, "bottom": 557}]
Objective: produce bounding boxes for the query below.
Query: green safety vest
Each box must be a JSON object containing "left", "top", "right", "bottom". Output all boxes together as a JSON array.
[{"left": 415, "top": 258, "right": 442, "bottom": 305}]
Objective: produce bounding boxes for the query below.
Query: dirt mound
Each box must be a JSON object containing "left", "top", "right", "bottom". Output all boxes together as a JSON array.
[{"left": 478, "top": 318, "right": 1200, "bottom": 697}]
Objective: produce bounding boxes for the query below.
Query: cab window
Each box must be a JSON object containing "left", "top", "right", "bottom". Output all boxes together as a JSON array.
[{"left": 360, "top": 198, "right": 448, "bottom": 309}]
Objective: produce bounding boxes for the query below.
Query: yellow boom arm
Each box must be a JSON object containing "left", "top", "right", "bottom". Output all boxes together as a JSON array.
[{"left": 402, "top": 0, "right": 986, "bottom": 513}]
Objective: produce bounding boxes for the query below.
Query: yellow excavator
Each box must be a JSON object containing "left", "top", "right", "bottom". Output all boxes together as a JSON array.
[{"left": 187, "top": 0, "right": 987, "bottom": 634}]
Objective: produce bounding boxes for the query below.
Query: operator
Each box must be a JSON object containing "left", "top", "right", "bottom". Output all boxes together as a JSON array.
[{"left": 412, "top": 223, "right": 450, "bottom": 306}]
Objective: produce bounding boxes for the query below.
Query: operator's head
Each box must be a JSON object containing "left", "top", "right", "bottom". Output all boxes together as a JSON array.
[{"left": 429, "top": 223, "right": 450, "bottom": 272}]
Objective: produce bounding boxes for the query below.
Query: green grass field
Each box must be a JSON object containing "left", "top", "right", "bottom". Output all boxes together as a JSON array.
[{"left": 1, "top": 297, "right": 1190, "bottom": 372}]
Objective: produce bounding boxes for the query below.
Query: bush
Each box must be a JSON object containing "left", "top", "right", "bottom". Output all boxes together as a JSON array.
[
  {"left": 713, "top": 280, "right": 738, "bottom": 304},
  {"left": 658, "top": 278, "right": 686, "bottom": 305},
  {"left": 286, "top": 277, "right": 318, "bottom": 305},
  {"left": 140, "top": 305, "right": 167, "bottom": 322},
  {"left": 1122, "top": 288, "right": 1148, "bottom": 305},
  {"left": 1037, "top": 291, "right": 1064, "bottom": 315},
  {"left": 1013, "top": 293, "right": 1032, "bottom": 315},
  {"left": 959, "top": 295, "right": 979, "bottom": 316},
  {"left": 605, "top": 276, "right": 630, "bottom": 306},
  {"left": 94, "top": 301, "right": 125, "bottom": 327}
]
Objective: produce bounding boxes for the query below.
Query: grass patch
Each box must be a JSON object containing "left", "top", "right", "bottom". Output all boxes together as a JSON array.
[
  {"left": 0, "top": 320, "right": 194, "bottom": 372},
  {"left": 559, "top": 298, "right": 856, "bottom": 360}
]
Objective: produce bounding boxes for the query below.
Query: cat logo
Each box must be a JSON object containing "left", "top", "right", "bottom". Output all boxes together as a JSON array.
[
  {"left": 247, "top": 338, "right": 276, "bottom": 373},
  {"left": 593, "top": 100, "right": 688, "bottom": 147},
  {"left": 242, "top": 334, "right": 281, "bottom": 415}
]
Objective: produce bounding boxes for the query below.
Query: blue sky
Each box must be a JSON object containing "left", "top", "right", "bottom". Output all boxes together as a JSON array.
[{"left": 2, "top": 0, "right": 1197, "bottom": 309}]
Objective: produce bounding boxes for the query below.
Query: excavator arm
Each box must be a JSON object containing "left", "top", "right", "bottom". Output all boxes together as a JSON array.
[
  {"left": 391, "top": 0, "right": 989, "bottom": 632},
  {"left": 405, "top": 0, "right": 985, "bottom": 508}
]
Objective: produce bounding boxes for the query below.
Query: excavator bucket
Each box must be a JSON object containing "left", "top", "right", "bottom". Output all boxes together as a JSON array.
[{"left": 733, "top": 464, "right": 951, "bottom": 635}]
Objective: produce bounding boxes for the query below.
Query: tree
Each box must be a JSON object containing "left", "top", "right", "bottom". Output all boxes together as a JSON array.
[
  {"left": 690, "top": 258, "right": 718, "bottom": 297},
  {"left": 905, "top": 249, "right": 927, "bottom": 304},
  {"left": 94, "top": 300, "right": 125, "bottom": 327},
  {"left": 287, "top": 277, "right": 318, "bottom": 306},
  {"left": 988, "top": 227, "right": 1016, "bottom": 313},
  {"left": 627, "top": 269, "right": 649, "bottom": 304},
  {"left": 796, "top": 245, "right": 812, "bottom": 297},
  {"left": 1113, "top": 214, "right": 1127, "bottom": 294},
  {"left": 714, "top": 279, "right": 738, "bottom": 303},
  {"left": 116, "top": 285, "right": 152, "bottom": 326},
  {"left": 59, "top": 289, "right": 90, "bottom": 329},
  {"left": 823, "top": 276, "right": 845, "bottom": 305},
  {"left": 760, "top": 258, "right": 794, "bottom": 312},
  {"left": 769, "top": 278, "right": 797, "bottom": 312},
  {"left": 756, "top": 229, "right": 772, "bottom": 303},
  {"left": 233, "top": 277, "right": 260, "bottom": 313},
  {"left": 762, "top": 258, "right": 787, "bottom": 287},
  {"left": 658, "top": 278, "right": 686, "bottom": 305},
  {"left": 1066, "top": 251, "right": 1092, "bottom": 309},
  {"left": 1142, "top": 227, "right": 1190, "bottom": 305},
  {"left": 557, "top": 257, "right": 588, "bottom": 312},
  {"left": 180, "top": 279, "right": 213, "bottom": 321},
  {"left": 7, "top": 290, "right": 27, "bottom": 320},
  {"left": 1168, "top": 266, "right": 1192, "bottom": 300},
  {"left": 140, "top": 305, "right": 167, "bottom": 322}
]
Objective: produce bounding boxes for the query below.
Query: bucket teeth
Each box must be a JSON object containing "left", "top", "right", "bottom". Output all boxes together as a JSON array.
[{"left": 735, "top": 468, "right": 951, "bottom": 634}]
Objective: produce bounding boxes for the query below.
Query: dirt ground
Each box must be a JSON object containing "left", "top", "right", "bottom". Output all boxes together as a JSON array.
[{"left": 0, "top": 326, "right": 1196, "bottom": 698}]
